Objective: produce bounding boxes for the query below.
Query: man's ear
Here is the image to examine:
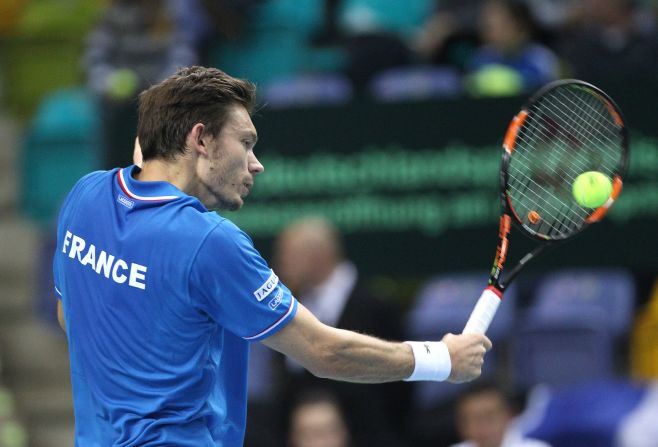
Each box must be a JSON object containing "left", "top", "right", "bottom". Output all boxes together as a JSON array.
[
  {"left": 133, "top": 137, "right": 143, "bottom": 167},
  {"left": 187, "top": 123, "right": 209, "bottom": 157}
]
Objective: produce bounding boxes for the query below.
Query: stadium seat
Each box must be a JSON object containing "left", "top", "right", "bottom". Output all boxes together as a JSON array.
[
  {"left": 513, "top": 315, "right": 615, "bottom": 389},
  {"left": 262, "top": 74, "right": 353, "bottom": 108},
  {"left": 338, "top": 0, "right": 433, "bottom": 38},
  {"left": 21, "top": 88, "right": 100, "bottom": 225},
  {"left": 206, "top": 0, "right": 332, "bottom": 91},
  {"left": 207, "top": 31, "right": 310, "bottom": 90},
  {"left": 368, "top": 66, "right": 463, "bottom": 102},
  {"left": 512, "top": 268, "right": 635, "bottom": 388},
  {"left": 529, "top": 269, "right": 636, "bottom": 338},
  {"left": 517, "top": 380, "right": 650, "bottom": 447}
]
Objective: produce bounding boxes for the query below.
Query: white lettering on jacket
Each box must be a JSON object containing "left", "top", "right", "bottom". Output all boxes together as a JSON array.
[{"left": 62, "top": 231, "right": 147, "bottom": 290}]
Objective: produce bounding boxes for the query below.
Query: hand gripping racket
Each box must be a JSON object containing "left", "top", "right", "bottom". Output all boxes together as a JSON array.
[{"left": 463, "top": 79, "right": 629, "bottom": 334}]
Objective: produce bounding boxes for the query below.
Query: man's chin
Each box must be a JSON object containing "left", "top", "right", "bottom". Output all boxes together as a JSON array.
[{"left": 206, "top": 197, "right": 244, "bottom": 212}]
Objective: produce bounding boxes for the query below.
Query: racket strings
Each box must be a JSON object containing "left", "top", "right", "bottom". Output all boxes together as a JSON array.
[
  {"left": 553, "top": 89, "right": 620, "bottom": 149},
  {"left": 507, "top": 85, "right": 624, "bottom": 239},
  {"left": 521, "top": 91, "right": 619, "bottom": 180},
  {"left": 545, "top": 91, "right": 621, "bottom": 170},
  {"left": 549, "top": 89, "right": 621, "bottom": 169},
  {"left": 511, "top": 120, "right": 593, "bottom": 229},
  {"left": 513, "top": 94, "right": 620, "bottom": 226},
  {"left": 513, "top": 113, "right": 606, "bottom": 203},
  {"left": 509, "top": 181, "right": 584, "bottom": 229},
  {"left": 515, "top": 93, "right": 614, "bottom": 182}
]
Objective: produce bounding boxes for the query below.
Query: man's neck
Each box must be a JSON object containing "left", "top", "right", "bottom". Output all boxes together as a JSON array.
[{"left": 135, "top": 158, "right": 194, "bottom": 194}]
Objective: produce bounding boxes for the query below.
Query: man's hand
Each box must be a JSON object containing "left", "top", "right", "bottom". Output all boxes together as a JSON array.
[{"left": 442, "top": 333, "right": 492, "bottom": 383}]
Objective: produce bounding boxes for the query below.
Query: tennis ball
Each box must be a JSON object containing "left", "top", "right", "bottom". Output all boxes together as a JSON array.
[
  {"left": 465, "top": 64, "right": 523, "bottom": 97},
  {"left": 572, "top": 171, "right": 612, "bottom": 208},
  {"left": 107, "top": 69, "right": 138, "bottom": 100}
]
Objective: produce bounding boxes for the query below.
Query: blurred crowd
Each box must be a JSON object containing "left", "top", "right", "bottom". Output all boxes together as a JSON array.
[
  {"left": 82, "top": 0, "right": 658, "bottom": 102},
  {"left": 3, "top": 0, "right": 658, "bottom": 167},
  {"left": 5, "top": 0, "right": 658, "bottom": 167},
  {"left": 239, "top": 215, "right": 658, "bottom": 447},
  {"left": 1, "top": 1, "right": 658, "bottom": 447}
]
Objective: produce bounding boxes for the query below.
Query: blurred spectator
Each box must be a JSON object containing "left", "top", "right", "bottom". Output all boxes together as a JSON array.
[
  {"left": 336, "top": 0, "right": 432, "bottom": 91},
  {"left": 204, "top": 0, "right": 332, "bottom": 92},
  {"left": 451, "top": 382, "right": 551, "bottom": 447},
  {"left": 557, "top": 0, "right": 658, "bottom": 83},
  {"left": 84, "top": 0, "right": 197, "bottom": 169},
  {"left": 342, "top": 31, "right": 412, "bottom": 91},
  {"left": 413, "top": 0, "right": 482, "bottom": 70},
  {"left": 465, "top": 0, "right": 559, "bottom": 97},
  {"left": 310, "top": 0, "right": 343, "bottom": 46},
  {"left": 273, "top": 216, "right": 409, "bottom": 447},
  {"left": 525, "top": 0, "right": 579, "bottom": 32},
  {"left": 200, "top": 0, "right": 263, "bottom": 42},
  {"left": 288, "top": 389, "right": 352, "bottom": 447},
  {"left": 168, "top": 0, "right": 213, "bottom": 46}
]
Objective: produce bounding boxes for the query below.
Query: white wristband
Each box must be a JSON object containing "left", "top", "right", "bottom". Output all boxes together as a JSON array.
[{"left": 403, "top": 341, "right": 451, "bottom": 382}]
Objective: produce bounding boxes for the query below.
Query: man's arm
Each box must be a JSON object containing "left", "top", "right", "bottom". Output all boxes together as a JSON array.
[
  {"left": 262, "top": 303, "right": 491, "bottom": 384},
  {"left": 57, "top": 300, "right": 66, "bottom": 333}
]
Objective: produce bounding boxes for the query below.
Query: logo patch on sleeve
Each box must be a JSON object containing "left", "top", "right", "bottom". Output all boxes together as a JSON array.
[
  {"left": 253, "top": 270, "right": 279, "bottom": 302},
  {"left": 268, "top": 288, "right": 284, "bottom": 310}
]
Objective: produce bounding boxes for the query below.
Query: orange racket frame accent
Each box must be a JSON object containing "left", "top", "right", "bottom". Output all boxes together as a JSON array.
[
  {"left": 585, "top": 175, "right": 624, "bottom": 223},
  {"left": 503, "top": 110, "right": 528, "bottom": 154}
]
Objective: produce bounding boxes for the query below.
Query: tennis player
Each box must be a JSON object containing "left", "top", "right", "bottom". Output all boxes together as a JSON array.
[{"left": 53, "top": 66, "right": 491, "bottom": 446}]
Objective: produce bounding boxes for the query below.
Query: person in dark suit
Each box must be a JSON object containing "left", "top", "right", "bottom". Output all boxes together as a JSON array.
[{"left": 272, "top": 216, "right": 410, "bottom": 447}]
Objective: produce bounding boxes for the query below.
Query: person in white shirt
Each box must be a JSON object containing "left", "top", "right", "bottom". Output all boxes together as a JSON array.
[{"left": 450, "top": 382, "right": 551, "bottom": 447}]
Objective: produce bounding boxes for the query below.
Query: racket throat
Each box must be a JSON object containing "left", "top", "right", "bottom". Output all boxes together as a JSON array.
[{"left": 500, "top": 244, "right": 551, "bottom": 290}]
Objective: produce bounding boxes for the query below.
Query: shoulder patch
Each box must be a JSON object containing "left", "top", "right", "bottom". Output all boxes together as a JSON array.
[{"left": 254, "top": 270, "right": 279, "bottom": 302}]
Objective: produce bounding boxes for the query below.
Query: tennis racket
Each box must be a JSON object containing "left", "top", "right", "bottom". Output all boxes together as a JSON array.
[{"left": 463, "top": 79, "right": 629, "bottom": 334}]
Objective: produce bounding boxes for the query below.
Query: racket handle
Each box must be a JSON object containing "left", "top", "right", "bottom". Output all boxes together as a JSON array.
[{"left": 463, "top": 287, "right": 502, "bottom": 334}]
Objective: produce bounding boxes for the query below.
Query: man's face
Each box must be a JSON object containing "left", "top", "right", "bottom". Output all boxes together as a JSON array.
[
  {"left": 273, "top": 230, "right": 317, "bottom": 296},
  {"left": 480, "top": 1, "right": 525, "bottom": 50},
  {"left": 195, "top": 105, "right": 263, "bottom": 210},
  {"left": 290, "top": 402, "right": 349, "bottom": 447},
  {"left": 457, "top": 391, "right": 511, "bottom": 447}
]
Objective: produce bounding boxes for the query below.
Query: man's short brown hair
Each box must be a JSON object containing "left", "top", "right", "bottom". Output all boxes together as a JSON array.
[{"left": 137, "top": 66, "right": 256, "bottom": 161}]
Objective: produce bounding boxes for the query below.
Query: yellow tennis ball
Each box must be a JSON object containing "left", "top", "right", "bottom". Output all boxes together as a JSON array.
[
  {"left": 107, "top": 69, "right": 138, "bottom": 100},
  {"left": 572, "top": 171, "right": 613, "bottom": 208}
]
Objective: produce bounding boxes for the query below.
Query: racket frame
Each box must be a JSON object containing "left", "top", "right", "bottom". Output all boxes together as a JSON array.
[
  {"left": 463, "top": 79, "right": 629, "bottom": 334},
  {"left": 493, "top": 79, "right": 629, "bottom": 291}
]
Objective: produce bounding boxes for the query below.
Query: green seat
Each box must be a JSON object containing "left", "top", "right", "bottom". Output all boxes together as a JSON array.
[
  {"left": 207, "top": 0, "right": 334, "bottom": 89},
  {"left": 21, "top": 88, "right": 100, "bottom": 226},
  {"left": 338, "top": 0, "right": 433, "bottom": 38}
]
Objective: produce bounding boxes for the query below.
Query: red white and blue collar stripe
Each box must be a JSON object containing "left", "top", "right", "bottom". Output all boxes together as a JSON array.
[{"left": 117, "top": 166, "right": 181, "bottom": 202}]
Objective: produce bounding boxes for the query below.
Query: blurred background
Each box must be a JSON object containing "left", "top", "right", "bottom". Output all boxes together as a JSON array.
[{"left": 0, "top": 0, "right": 657, "bottom": 446}]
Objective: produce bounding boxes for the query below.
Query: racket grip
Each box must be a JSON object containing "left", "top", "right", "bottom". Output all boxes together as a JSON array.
[{"left": 463, "top": 287, "right": 502, "bottom": 334}]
